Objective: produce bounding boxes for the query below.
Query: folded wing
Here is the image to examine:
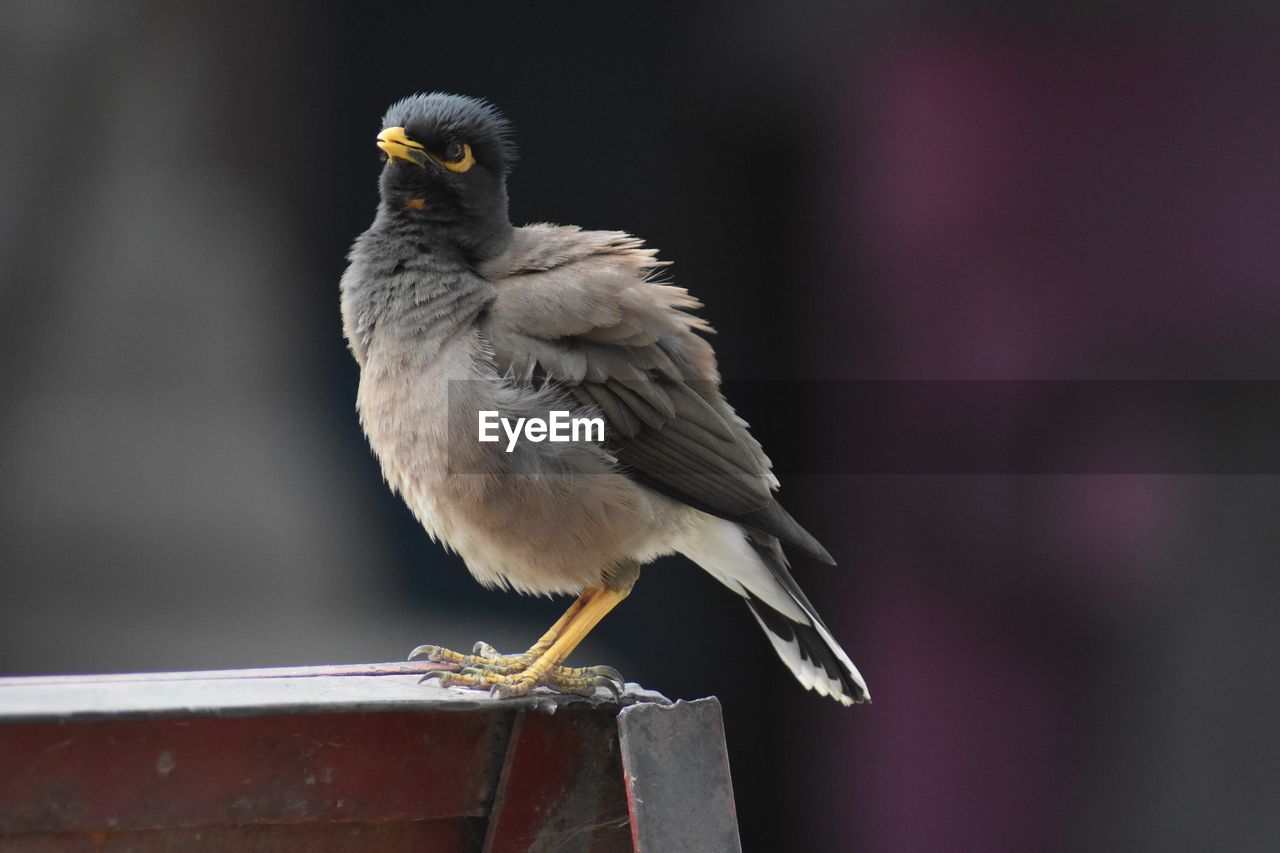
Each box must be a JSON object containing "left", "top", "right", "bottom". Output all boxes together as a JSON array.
[{"left": 478, "top": 224, "right": 833, "bottom": 563}]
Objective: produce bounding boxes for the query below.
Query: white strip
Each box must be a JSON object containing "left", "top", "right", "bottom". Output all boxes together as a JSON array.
[{"left": 677, "top": 514, "right": 808, "bottom": 621}]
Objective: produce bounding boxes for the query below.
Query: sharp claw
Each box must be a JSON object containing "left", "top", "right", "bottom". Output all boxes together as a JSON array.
[
  {"left": 585, "top": 665, "right": 625, "bottom": 696},
  {"left": 588, "top": 665, "right": 625, "bottom": 684},
  {"left": 408, "top": 644, "right": 436, "bottom": 661},
  {"left": 410, "top": 641, "right": 625, "bottom": 702},
  {"left": 594, "top": 676, "right": 623, "bottom": 699}
]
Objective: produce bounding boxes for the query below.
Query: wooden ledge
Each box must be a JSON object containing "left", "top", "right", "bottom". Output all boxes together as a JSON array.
[
  {"left": 0, "top": 662, "right": 669, "bottom": 723},
  {"left": 0, "top": 664, "right": 740, "bottom": 852}
]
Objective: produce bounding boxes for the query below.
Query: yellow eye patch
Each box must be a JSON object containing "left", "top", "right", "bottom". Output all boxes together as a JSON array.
[{"left": 433, "top": 143, "right": 475, "bottom": 173}]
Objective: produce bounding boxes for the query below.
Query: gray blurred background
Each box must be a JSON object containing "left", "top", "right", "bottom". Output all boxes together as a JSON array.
[{"left": 3, "top": 1, "right": 1280, "bottom": 850}]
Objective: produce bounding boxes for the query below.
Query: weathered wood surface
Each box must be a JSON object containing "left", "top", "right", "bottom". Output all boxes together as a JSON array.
[{"left": 0, "top": 664, "right": 739, "bottom": 853}]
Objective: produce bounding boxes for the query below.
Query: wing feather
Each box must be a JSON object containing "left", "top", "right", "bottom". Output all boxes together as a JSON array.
[{"left": 477, "top": 225, "right": 834, "bottom": 563}]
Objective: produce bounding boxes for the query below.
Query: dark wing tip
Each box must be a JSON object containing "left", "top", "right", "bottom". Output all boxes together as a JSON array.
[{"left": 742, "top": 501, "right": 837, "bottom": 565}]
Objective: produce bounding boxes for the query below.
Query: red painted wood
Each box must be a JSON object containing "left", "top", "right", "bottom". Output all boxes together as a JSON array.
[
  {"left": 0, "top": 666, "right": 727, "bottom": 851},
  {"left": 483, "top": 709, "right": 631, "bottom": 853},
  {"left": 1, "top": 819, "right": 482, "bottom": 852},
  {"left": 0, "top": 710, "right": 513, "bottom": 835}
]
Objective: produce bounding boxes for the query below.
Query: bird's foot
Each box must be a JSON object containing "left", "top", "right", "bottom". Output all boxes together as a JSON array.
[
  {"left": 409, "top": 641, "right": 534, "bottom": 675},
  {"left": 409, "top": 642, "right": 624, "bottom": 699},
  {"left": 422, "top": 663, "right": 625, "bottom": 699}
]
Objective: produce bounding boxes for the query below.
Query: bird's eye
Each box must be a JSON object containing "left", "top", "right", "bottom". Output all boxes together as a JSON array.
[{"left": 434, "top": 141, "right": 475, "bottom": 173}]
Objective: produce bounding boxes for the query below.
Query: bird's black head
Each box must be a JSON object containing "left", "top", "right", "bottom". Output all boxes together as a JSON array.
[{"left": 375, "top": 93, "right": 516, "bottom": 259}]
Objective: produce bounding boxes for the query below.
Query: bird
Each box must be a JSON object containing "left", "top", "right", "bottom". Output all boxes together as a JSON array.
[{"left": 340, "top": 92, "right": 869, "bottom": 706}]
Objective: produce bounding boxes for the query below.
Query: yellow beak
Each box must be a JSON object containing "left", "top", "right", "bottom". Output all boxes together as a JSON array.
[{"left": 377, "top": 126, "right": 428, "bottom": 166}]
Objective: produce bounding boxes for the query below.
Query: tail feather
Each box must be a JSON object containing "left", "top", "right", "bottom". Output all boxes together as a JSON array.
[
  {"left": 678, "top": 513, "right": 869, "bottom": 706},
  {"left": 745, "top": 592, "right": 868, "bottom": 705},
  {"left": 744, "top": 537, "right": 869, "bottom": 705}
]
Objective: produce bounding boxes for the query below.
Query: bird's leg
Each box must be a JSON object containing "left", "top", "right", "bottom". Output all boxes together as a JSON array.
[
  {"left": 466, "top": 588, "right": 601, "bottom": 672},
  {"left": 423, "top": 586, "right": 629, "bottom": 698},
  {"left": 419, "top": 562, "right": 638, "bottom": 699},
  {"left": 492, "top": 584, "right": 629, "bottom": 698},
  {"left": 408, "top": 589, "right": 597, "bottom": 674}
]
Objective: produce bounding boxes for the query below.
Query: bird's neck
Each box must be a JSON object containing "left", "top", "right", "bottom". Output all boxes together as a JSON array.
[
  {"left": 374, "top": 202, "right": 513, "bottom": 265},
  {"left": 341, "top": 219, "right": 495, "bottom": 365}
]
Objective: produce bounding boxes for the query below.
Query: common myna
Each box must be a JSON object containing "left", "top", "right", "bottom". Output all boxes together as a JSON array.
[{"left": 340, "top": 93, "right": 868, "bottom": 705}]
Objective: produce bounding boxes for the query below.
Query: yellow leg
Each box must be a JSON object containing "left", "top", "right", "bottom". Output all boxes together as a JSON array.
[
  {"left": 491, "top": 586, "right": 627, "bottom": 698},
  {"left": 409, "top": 588, "right": 598, "bottom": 673},
  {"left": 523, "top": 587, "right": 601, "bottom": 657},
  {"left": 416, "top": 585, "right": 630, "bottom": 699}
]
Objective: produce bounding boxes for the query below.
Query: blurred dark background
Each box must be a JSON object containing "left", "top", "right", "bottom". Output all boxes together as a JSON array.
[{"left": 4, "top": 2, "right": 1280, "bottom": 850}]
